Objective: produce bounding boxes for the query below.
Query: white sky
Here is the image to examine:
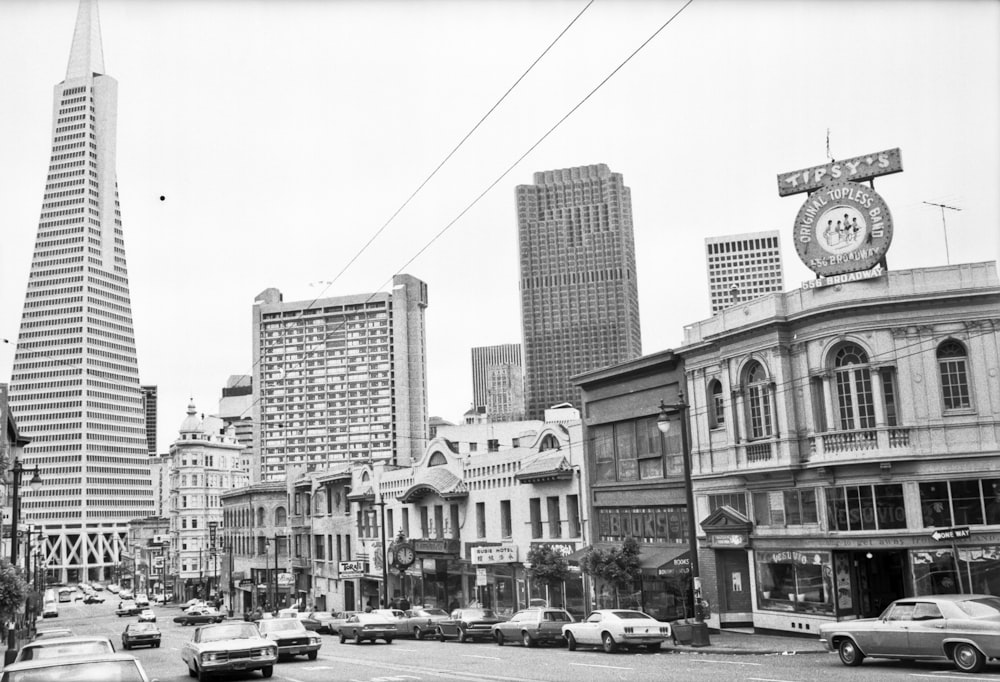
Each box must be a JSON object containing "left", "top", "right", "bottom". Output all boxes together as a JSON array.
[{"left": 1, "top": 0, "right": 998, "bottom": 454}]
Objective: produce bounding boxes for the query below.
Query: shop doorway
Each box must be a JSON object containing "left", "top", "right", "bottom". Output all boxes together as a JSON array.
[{"left": 852, "top": 550, "right": 907, "bottom": 617}]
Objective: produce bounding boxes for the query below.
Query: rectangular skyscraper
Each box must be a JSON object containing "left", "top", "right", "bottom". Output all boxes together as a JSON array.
[
  {"left": 9, "top": 0, "right": 153, "bottom": 584},
  {"left": 470, "top": 344, "right": 524, "bottom": 422},
  {"left": 516, "top": 164, "right": 642, "bottom": 419},
  {"left": 252, "top": 275, "right": 429, "bottom": 481},
  {"left": 705, "top": 231, "right": 785, "bottom": 314}
]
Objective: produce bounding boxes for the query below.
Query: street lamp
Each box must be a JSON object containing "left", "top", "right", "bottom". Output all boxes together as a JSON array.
[
  {"left": 657, "top": 393, "right": 710, "bottom": 645},
  {"left": 9, "top": 457, "right": 42, "bottom": 566},
  {"left": 376, "top": 496, "right": 388, "bottom": 608}
]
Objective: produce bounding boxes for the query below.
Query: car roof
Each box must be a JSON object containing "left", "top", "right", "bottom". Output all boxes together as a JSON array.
[
  {"left": 2, "top": 652, "right": 143, "bottom": 672},
  {"left": 23, "top": 636, "right": 113, "bottom": 646}
]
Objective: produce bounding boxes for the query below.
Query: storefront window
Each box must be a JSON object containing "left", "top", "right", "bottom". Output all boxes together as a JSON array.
[
  {"left": 752, "top": 488, "right": 817, "bottom": 527},
  {"left": 914, "top": 546, "right": 1000, "bottom": 598},
  {"left": 756, "top": 550, "right": 834, "bottom": 615},
  {"left": 912, "top": 549, "right": 960, "bottom": 594},
  {"left": 920, "top": 479, "right": 995, "bottom": 528},
  {"left": 827, "top": 483, "right": 905, "bottom": 531}
]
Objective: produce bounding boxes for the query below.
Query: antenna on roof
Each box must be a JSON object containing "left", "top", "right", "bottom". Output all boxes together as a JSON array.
[{"left": 922, "top": 201, "right": 962, "bottom": 265}]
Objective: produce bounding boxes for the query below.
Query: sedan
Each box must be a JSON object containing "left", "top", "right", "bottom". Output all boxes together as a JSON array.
[
  {"left": 436, "top": 608, "right": 503, "bottom": 643},
  {"left": 180, "top": 621, "right": 277, "bottom": 681},
  {"left": 13, "top": 636, "right": 116, "bottom": 664},
  {"left": 300, "top": 611, "right": 337, "bottom": 634},
  {"left": 255, "top": 618, "right": 322, "bottom": 659},
  {"left": 492, "top": 607, "right": 574, "bottom": 647},
  {"left": 173, "top": 606, "right": 225, "bottom": 626},
  {"left": 115, "top": 600, "right": 141, "bottom": 617},
  {"left": 400, "top": 607, "right": 450, "bottom": 639},
  {"left": 83, "top": 594, "right": 105, "bottom": 604},
  {"left": 338, "top": 613, "right": 397, "bottom": 644},
  {"left": 137, "top": 609, "right": 156, "bottom": 623},
  {"left": 121, "top": 622, "right": 161, "bottom": 650},
  {"left": 562, "top": 609, "right": 671, "bottom": 653},
  {"left": 0, "top": 653, "right": 151, "bottom": 682},
  {"left": 819, "top": 593, "right": 1000, "bottom": 673}
]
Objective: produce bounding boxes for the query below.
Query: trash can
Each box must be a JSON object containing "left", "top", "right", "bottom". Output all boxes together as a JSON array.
[{"left": 672, "top": 620, "right": 711, "bottom": 647}]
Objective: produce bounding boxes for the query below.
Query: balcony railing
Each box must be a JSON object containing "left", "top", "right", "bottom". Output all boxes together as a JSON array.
[{"left": 806, "top": 426, "right": 911, "bottom": 462}]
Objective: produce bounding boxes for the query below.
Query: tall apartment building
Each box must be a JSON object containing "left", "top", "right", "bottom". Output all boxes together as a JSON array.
[
  {"left": 217, "top": 375, "right": 254, "bottom": 474},
  {"left": 516, "top": 164, "right": 642, "bottom": 419},
  {"left": 8, "top": 0, "right": 153, "bottom": 584},
  {"left": 141, "top": 385, "right": 158, "bottom": 456},
  {"left": 252, "top": 275, "right": 428, "bottom": 481},
  {"left": 705, "top": 231, "right": 784, "bottom": 314},
  {"left": 470, "top": 343, "right": 524, "bottom": 422}
]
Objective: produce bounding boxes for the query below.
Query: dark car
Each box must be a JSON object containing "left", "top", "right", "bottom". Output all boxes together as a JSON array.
[
  {"left": 819, "top": 594, "right": 1000, "bottom": 673},
  {"left": 173, "top": 606, "right": 225, "bottom": 625},
  {"left": 83, "top": 594, "right": 105, "bottom": 604},
  {"left": 436, "top": 608, "right": 503, "bottom": 643},
  {"left": 300, "top": 611, "right": 337, "bottom": 634},
  {"left": 400, "top": 607, "right": 450, "bottom": 639},
  {"left": 492, "top": 607, "right": 574, "bottom": 647},
  {"left": 122, "top": 622, "right": 161, "bottom": 650},
  {"left": 255, "top": 617, "right": 322, "bottom": 659}
]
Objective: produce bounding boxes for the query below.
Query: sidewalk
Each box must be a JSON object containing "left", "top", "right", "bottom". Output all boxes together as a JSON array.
[{"left": 669, "top": 628, "right": 829, "bottom": 656}]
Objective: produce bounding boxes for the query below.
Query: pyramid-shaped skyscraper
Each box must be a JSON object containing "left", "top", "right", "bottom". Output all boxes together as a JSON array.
[{"left": 9, "top": 0, "right": 153, "bottom": 584}]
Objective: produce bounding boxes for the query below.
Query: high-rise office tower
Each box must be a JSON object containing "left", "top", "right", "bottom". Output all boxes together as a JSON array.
[
  {"left": 705, "top": 230, "right": 785, "bottom": 314},
  {"left": 252, "top": 275, "right": 429, "bottom": 481},
  {"left": 141, "top": 385, "right": 158, "bottom": 456},
  {"left": 218, "top": 375, "right": 254, "bottom": 474},
  {"left": 516, "top": 164, "right": 642, "bottom": 419},
  {"left": 470, "top": 344, "right": 524, "bottom": 422},
  {"left": 8, "top": 0, "right": 153, "bottom": 583}
]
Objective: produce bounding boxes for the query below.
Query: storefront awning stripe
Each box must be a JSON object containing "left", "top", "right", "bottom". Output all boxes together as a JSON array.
[{"left": 639, "top": 547, "right": 689, "bottom": 571}]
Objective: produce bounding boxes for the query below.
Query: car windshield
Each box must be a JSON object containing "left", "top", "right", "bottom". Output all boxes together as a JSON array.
[
  {"left": 543, "top": 611, "right": 572, "bottom": 622},
  {"left": 199, "top": 623, "right": 260, "bottom": 642},
  {"left": 611, "top": 611, "right": 654, "bottom": 620},
  {"left": 310, "top": 612, "right": 332, "bottom": 619},
  {"left": 416, "top": 608, "right": 447, "bottom": 617},
  {"left": 18, "top": 640, "right": 114, "bottom": 661},
  {"left": 257, "top": 619, "right": 305, "bottom": 634},
  {"left": 126, "top": 624, "right": 156, "bottom": 633},
  {"left": 462, "top": 609, "right": 496, "bottom": 619},
  {"left": 955, "top": 597, "right": 1000, "bottom": 617},
  {"left": 2, "top": 660, "right": 145, "bottom": 682}
]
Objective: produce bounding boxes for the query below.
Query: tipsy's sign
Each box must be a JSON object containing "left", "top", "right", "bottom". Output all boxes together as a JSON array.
[{"left": 778, "top": 148, "right": 901, "bottom": 279}]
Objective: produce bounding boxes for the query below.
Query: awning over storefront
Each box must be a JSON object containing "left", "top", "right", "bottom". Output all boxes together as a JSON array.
[
  {"left": 564, "top": 546, "right": 591, "bottom": 566},
  {"left": 639, "top": 547, "right": 690, "bottom": 577}
]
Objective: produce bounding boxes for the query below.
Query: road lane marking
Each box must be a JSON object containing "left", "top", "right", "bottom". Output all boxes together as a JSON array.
[
  {"left": 463, "top": 654, "right": 502, "bottom": 660},
  {"left": 689, "top": 658, "right": 764, "bottom": 666},
  {"left": 568, "top": 662, "right": 633, "bottom": 671},
  {"left": 748, "top": 678, "right": 805, "bottom": 682},
  {"left": 911, "top": 675, "right": 998, "bottom": 681}
]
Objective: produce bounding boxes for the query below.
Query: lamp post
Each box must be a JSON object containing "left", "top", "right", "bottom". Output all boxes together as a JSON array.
[
  {"left": 657, "top": 393, "right": 710, "bottom": 646},
  {"left": 9, "top": 457, "right": 42, "bottom": 567},
  {"left": 376, "top": 496, "right": 389, "bottom": 608}
]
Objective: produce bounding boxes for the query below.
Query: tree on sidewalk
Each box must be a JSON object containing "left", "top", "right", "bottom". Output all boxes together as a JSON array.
[
  {"left": 0, "top": 558, "right": 29, "bottom": 643},
  {"left": 526, "top": 545, "right": 570, "bottom": 605},
  {"left": 580, "top": 536, "right": 642, "bottom": 609}
]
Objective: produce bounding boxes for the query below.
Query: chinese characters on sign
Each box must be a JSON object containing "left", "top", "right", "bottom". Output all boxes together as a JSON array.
[{"left": 472, "top": 545, "right": 518, "bottom": 564}]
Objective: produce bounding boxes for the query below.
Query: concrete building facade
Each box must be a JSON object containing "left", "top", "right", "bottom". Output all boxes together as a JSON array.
[
  {"left": 470, "top": 343, "right": 525, "bottom": 422},
  {"left": 705, "top": 230, "right": 785, "bottom": 314},
  {"left": 251, "top": 274, "right": 429, "bottom": 481}
]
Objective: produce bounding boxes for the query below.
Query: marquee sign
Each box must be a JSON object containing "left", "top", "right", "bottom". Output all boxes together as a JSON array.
[{"left": 779, "top": 148, "right": 902, "bottom": 279}]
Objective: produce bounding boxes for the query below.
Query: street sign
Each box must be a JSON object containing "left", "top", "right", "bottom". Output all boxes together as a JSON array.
[
  {"left": 931, "top": 526, "right": 971, "bottom": 541},
  {"left": 239, "top": 578, "right": 253, "bottom": 588}
]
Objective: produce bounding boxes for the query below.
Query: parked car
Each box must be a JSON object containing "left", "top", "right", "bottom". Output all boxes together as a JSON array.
[
  {"left": 181, "top": 598, "right": 205, "bottom": 611},
  {"left": 31, "top": 628, "right": 73, "bottom": 642},
  {"left": 298, "top": 611, "right": 337, "bottom": 634},
  {"left": 325, "top": 611, "right": 358, "bottom": 635},
  {"left": 116, "top": 600, "right": 141, "bottom": 617},
  {"left": 41, "top": 602, "right": 58, "bottom": 618},
  {"left": 492, "top": 607, "right": 574, "bottom": 647},
  {"left": 137, "top": 609, "right": 156, "bottom": 623},
  {"left": 0, "top": 653, "right": 151, "bottom": 682},
  {"left": 400, "top": 607, "right": 450, "bottom": 639},
  {"left": 173, "top": 606, "right": 225, "bottom": 625},
  {"left": 180, "top": 621, "right": 277, "bottom": 681},
  {"left": 121, "top": 622, "right": 161, "bottom": 650},
  {"left": 255, "top": 617, "right": 322, "bottom": 659},
  {"left": 134, "top": 594, "right": 149, "bottom": 608},
  {"left": 13, "top": 636, "right": 116, "bottom": 663},
  {"left": 819, "top": 594, "right": 1000, "bottom": 673},
  {"left": 337, "top": 612, "right": 397, "bottom": 644},
  {"left": 562, "top": 609, "right": 671, "bottom": 653},
  {"left": 83, "top": 593, "right": 105, "bottom": 604},
  {"left": 436, "top": 608, "right": 504, "bottom": 643},
  {"left": 119, "top": 589, "right": 134, "bottom": 600}
]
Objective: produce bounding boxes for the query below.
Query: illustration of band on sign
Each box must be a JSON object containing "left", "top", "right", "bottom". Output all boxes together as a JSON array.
[{"left": 777, "top": 148, "right": 902, "bottom": 286}]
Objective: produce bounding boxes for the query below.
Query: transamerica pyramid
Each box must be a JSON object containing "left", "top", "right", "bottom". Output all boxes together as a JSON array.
[{"left": 9, "top": 0, "right": 153, "bottom": 584}]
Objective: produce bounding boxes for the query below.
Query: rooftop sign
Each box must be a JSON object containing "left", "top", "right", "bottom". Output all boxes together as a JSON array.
[{"left": 776, "top": 148, "right": 903, "bottom": 197}]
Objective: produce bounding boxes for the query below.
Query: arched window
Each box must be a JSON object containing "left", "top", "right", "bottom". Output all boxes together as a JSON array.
[
  {"left": 833, "top": 343, "right": 875, "bottom": 430},
  {"left": 539, "top": 434, "right": 560, "bottom": 451},
  {"left": 427, "top": 452, "right": 447, "bottom": 467},
  {"left": 708, "top": 379, "right": 725, "bottom": 429},
  {"left": 937, "top": 339, "right": 971, "bottom": 410},
  {"left": 275, "top": 506, "right": 287, "bottom": 526},
  {"left": 743, "top": 361, "right": 773, "bottom": 440}
]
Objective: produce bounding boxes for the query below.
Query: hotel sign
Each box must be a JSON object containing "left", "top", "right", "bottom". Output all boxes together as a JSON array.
[{"left": 472, "top": 545, "right": 518, "bottom": 564}]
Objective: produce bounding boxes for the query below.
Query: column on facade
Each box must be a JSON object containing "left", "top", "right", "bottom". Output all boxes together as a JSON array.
[{"left": 821, "top": 372, "right": 836, "bottom": 433}]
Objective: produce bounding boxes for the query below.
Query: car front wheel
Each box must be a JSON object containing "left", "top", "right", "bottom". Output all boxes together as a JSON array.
[
  {"left": 602, "top": 632, "right": 617, "bottom": 653},
  {"left": 838, "top": 639, "right": 864, "bottom": 667},
  {"left": 495, "top": 631, "right": 504, "bottom": 646},
  {"left": 308, "top": 651, "right": 318, "bottom": 660},
  {"left": 522, "top": 631, "right": 534, "bottom": 648},
  {"left": 339, "top": 632, "right": 347, "bottom": 644},
  {"left": 953, "top": 643, "right": 986, "bottom": 673},
  {"left": 354, "top": 631, "right": 363, "bottom": 644},
  {"left": 414, "top": 626, "right": 423, "bottom": 640},
  {"left": 261, "top": 665, "right": 273, "bottom": 678},
  {"left": 566, "top": 632, "right": 577, "bottom": 651},
  {"left": 437, "top": 627, "right": 446, "bottom": 642},
  {"left": 457, "top": 627, "right": 467, "bottom": 643}
]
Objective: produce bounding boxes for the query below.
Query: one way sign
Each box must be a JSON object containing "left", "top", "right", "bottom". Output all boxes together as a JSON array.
[{"left": 931, "top": 526, "right": 971, "bottom": 541}]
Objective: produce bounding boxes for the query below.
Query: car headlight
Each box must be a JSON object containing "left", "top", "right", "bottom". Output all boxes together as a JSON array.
[
  {"left": 201, "top": 652, "right": 226, "bottom": 663},
  {"left": 310, "top": 635, "right": 320, "bottom": 644}
]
